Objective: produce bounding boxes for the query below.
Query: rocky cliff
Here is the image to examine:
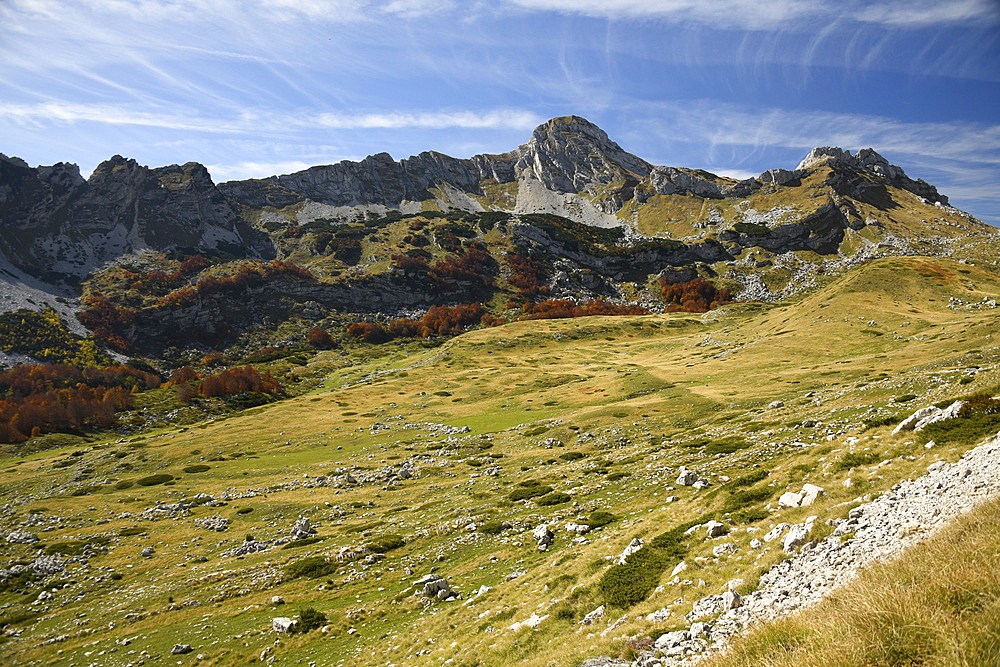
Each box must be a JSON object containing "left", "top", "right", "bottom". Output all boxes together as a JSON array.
[{"left": 0, "top": 153, "right": 272, "bottom": 280}]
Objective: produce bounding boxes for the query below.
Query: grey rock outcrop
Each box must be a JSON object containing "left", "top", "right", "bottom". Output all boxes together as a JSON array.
[
  {"left": 893, "top": 401, "right": 964, "bottom": 434},
  {"left": 0, "top": 154, "right": 272, "bottom": 279},
  {"left": 532, "top": 524, "right": 555, "bottom": 551}
]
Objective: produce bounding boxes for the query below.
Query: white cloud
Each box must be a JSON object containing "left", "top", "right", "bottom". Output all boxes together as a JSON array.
[
  {"left": 204, "top": 160, "right": 316, "bottom": 181},
  {"left": 0, "top": 101, "right": 544, "bottom": 135},
  {"left": 313, "top": 110, "right": 543, "bottom": 130},
  {"left": 638, "top": 101, "right": 1000, "bottom": 168},
  {"left": 503, "top": 0, "right": 999, "bottom": 28}
]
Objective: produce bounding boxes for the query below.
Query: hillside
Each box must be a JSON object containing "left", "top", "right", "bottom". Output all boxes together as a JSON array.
[{"left": 1, "top": 256, "right": 998, "bottom": 665}]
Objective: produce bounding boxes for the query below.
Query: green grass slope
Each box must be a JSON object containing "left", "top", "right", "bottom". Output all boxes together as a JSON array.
[{"left": 1, "top": 257, "right": 999, "bottom": 666}]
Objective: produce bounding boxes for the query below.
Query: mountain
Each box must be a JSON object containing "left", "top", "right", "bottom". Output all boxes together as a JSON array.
[
  {"left": 0, "top": 153, "right": 272, "bottom": 281},
  {"left": 0, "top": 116, "right": 996, "bottom": 361}
]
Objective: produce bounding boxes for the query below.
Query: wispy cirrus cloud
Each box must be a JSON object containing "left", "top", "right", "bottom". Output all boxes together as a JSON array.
[
  {"left": 0, "top": 101, "right": 542, "bottom": 133},
  {"left": 503, "top": 0, "right": 1000, "bottom": 28}
]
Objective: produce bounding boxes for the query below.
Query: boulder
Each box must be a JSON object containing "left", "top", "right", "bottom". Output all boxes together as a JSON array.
[
  {"left": 704, "top": 520, "right": 727, "bottom": 538},
  {"left": 778, "top": 491, "right": 803, "bottom": 508},
  {"left": 712, "top": 542, "right": 737, "bottom": 557},
  {"left": 892, "top": 401, "right": 964, "bottom": 434},
  {"left": 783, "top": 516, "right": 818, "bottom": 553},
  {"left": 290, "top": 516, "right": 317, "bottom": 540},
  {"left": 7, "top": 531, "right": 40, "bottom": 544},
  {"left": 532, "top": 524, "right": 554, "bottom": 551},
  {"left": 615, "top": 538, "right": 643, "bottom": 564},
  {"left": 171, "top": 644, "right": 194, "bottom": 654},
  {"left": 768, "top": 400, "right": 784, "bottom": 409},
  {"left": 654, "top": 629, "right": 690, "bottom": 649},
  {"left": 676, "top": 469, "right": 698, "bottom": 486},
  {"left": 800, "top": 484, "right": 825, "bottom": 506},
  {"left": 763, "top": 523, "right": 790, "bottom": 542},
  {"left": 272, "top": 617, "right": 298, "bottom": 633},
  {"left": 580, "top": 605, "right": 606, "bottom": 625}
]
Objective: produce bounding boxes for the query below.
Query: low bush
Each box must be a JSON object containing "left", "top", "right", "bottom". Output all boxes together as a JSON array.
[
  {"left": 479, "top": 520, "right": 506, "bottom": 535},
  {"left": 284, "top": 556, "right": 337, "bottom": 579},
  {"left": 366, "top": 534, "right": 405, "bottom": 553},
  {"left": 559, "top": 452, "right": 586, "bottom": 461},
  {"left": 283, "top": 536, "right": 324, "bottom": 550},
  {"left": 724, "top": 486, "right": 776, "bottom": 510},
  {"left": 183, "top": 464, "right": 211, "bottom": 473},
  {"left": 295, "top": 607, "right": 327, "bottom": 633},
  {"left": 731, "top": 469, "right": 770, "bottom": 487},
  {"left": 586, "top": 511, "right": 617, "bottom": 529},
  {"left": 537, "top": 492, "right": 572, "bottom": 506},
  {"left": 836, "top": 451, "right": 881, "bottom": 470},
  {"left": 598, "top": 517, "right": 707, "bottom": 607},
  {"left": 136, "top": 473, "right": 174, "bottom": 486},
  {"left": 509, "top": 484, "right": 553, "bottom": 501}
]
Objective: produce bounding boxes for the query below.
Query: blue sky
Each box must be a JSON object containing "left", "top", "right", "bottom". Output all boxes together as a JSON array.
[{"left": 1, "top": 0, "right": 998, "bottom": 223}]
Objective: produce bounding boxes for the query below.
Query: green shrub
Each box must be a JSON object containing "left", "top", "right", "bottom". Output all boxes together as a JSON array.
[
  {"left": 559, "top": 452, "right": 586, "bottom": 461},
  {"left": 136, "top": 474, "right": 174, "bottom": 487},
  {"left": 114, "top": 480, "right": 134, "bottom": 490},
  {"left": 509, "top": 484, "right": 553, "bottom": 501},
  {"left": 724, "top": 486, "right": 775, "bottom": 510},
  {"left": 606, "top": 471, "right": 630, "bottom": 481},
  {"left": 183, "top": 465, "right": 211, "bottom": 473},
  {"left": 283, "top": 536, "right": 324, "bottom": 550},
  {"left": 586, "top": 511, "right": 616, "bottom": 529},
  {"left": 284, "top": 556, "right": 336, "bottom": 579},
  {"left": 236, "top": 507, "right": 254, "bottom": 515},
  {"left": 894, "top": 394, "right": 918, "bottom": 403},
  {"left": 705, "top": 438, "right": 751, "bottom": 455},
  {"left": 537, "top": 492, "right": 572, "bottom": 506},
  {"left": 118, "top": 526, "right": 145, "bottom": 537},
  {"left": 731, "top": 469, "right": 769, "bottom": 487},
  {"left": 366, "top": 534, "right": 405, "bottom": 553},
  {"left": 598, "top": 517, "right": 707, "bottom": 608},
  {"left": 732, "top": 508, "right": 770, "bottom": 523},
  {"left": 836, "top": 451, "right": 881, "bottom": 470},
  {"left": 295, "top": 607, "right": 327, "bottom": 633},
  {"left": 479, "top": 520, "right": 506, "bottom": 535}
]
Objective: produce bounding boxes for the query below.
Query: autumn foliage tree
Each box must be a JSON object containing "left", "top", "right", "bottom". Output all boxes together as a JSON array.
[
  {"left": 505, "top": 252, "right": 549, "bottom": 297},
  {"left": 308, "top": 327, "right": 336, "bottom": 349},
  {"left": 199, "top": 366, "right": 282, "bottom": 398},
  {"left": 77, "top": 296, "right": 137, "bottom": 351},
  {"left": 0, "top": 363, "right": 161, "bottom": 443},
  {"left": 658, "top": 277, "right": 732, "bottom": 313}
]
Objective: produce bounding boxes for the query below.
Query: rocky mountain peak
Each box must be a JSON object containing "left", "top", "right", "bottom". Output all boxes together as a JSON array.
[
  {"left": 797, "top": 145, "right": 946, "bottom": 205},
  {"left": 520, "top": 116, "right": 652, "bottom": 183}
]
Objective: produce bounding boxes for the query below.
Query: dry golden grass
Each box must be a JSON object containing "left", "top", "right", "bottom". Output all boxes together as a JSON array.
[{"left": 704, "top": 496, "right": 1000, "bottom": 667}]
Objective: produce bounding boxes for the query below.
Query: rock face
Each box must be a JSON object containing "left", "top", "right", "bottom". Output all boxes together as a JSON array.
[
  {"left": 797, "top": 146, "right": 948, "bottom": 205},
  {"left": 0, "top": 153, "right": 272, "bottom": 279}
]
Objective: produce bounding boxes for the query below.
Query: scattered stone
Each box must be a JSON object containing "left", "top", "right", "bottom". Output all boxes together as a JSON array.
[
  {"left": 7, "top": 531, "right": 40, "bottom": 544},
  {"left": 676, "top": 469, "right": 698, "bottom": 486},
  {"left": 768, "top": 401, "right": 784, "bottom": 409},
  {"left": 565, "top": 522, "right": 591, "bottom": 534},
  {"left": 413, "top": 574, "right": 457, "bottom": 600},
  {"left": 705, "top": 520, "right": 727, "bottom": 538},
  {"left": 141, "top": 546, "right": 155, "bottom": 558},
  {"left": 616, "top": 538, "right": 643, "bottom": 564},
  {"left": 671, "top": 561, "right": 688, "bottom": 576},
  {"left": 194, "top": 516, "right": 230, "bottom": 532},
  {"left": 532, "top": 524, "right": 554, "bottom": 551},
  {"left": 580, "top": 605, "right": 606, "bottom": 626},
  {"left": 509, "top": 612, "right": 548, "bottom": 632},
  {"left": 271, "top": 596, "right": 285, "bottom": 605},
  {"left": 712, "top": 542, "right": 737, "bottom": 557},
  {"left": 171, "top": 644, "right": 193, "bottom": 655},
  {"left": 782, "top": 516, "right": 818, "bottom": 553}
]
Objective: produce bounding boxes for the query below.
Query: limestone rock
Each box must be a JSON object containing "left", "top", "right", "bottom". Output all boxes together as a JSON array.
[
  {"left": 171, "top": 644, "right": 194, "bottom": 654},
  {"left": 616, "top": 538, "right": 644, "bottom": 565},
  {"left": 532, "top": 524, "right": 555, "bottom": 551},
  {"left": 272, "top": 617, "right": 298, "bottom": 633},
  {"left": 580, "top": 605, "right": 606, "bottom": 626},
  {"left": 7, "top": 531, "right": 40, "bottom": 544},
  {"left": 778, "top": 491, "right": 803, "bottom": 508},
  {"left": 800, "top": 484, "right": 825, "bottom": 506},
  {"left": 676, "top": 469, "right": 698, "bottom": 486}
]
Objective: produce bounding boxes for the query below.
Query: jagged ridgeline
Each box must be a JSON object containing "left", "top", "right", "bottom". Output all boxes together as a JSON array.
[{"left": 0, "top": 115, "right": 996, "bottom": 361}]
